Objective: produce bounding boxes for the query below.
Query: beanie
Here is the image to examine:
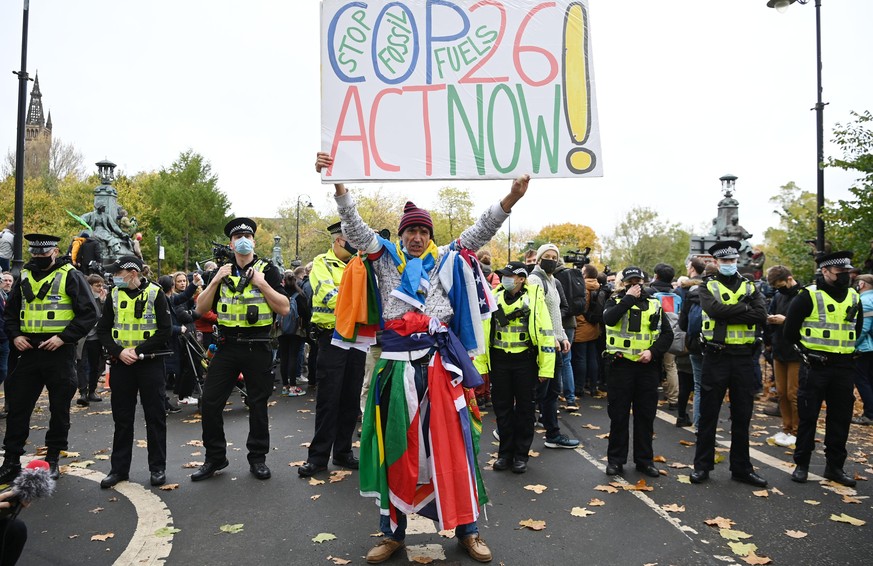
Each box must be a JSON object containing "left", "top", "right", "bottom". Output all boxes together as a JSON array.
[
  {"left": 398, "top": 201, "right": 434, "bottom": 238},
  {"left": 536, "top": 243, "right": 560, "bottom": 262}
]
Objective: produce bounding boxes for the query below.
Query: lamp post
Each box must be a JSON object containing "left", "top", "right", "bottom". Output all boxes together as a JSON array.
[
  {"left": 11, "top": 0, "right": 32, "bottom": 276},
  {"left": 767, "top": 0, "right": 826, "bottom": 253},
  {"left": 295, "top": 194, "right": 313, "bottom": 260}
]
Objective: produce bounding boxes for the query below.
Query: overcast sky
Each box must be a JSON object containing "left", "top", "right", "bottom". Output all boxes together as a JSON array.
[{"left": 1, "top": 0, "right": 870, "bottom": 247}]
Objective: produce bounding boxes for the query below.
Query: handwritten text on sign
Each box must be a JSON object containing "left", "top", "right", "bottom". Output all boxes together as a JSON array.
[{"left": 321, "top": 0, "right": 601, "bottom": 181}]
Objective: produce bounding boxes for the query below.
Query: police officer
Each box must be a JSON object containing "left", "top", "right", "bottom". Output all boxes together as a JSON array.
[
  {"left": 0, "top": 234, "right": 98, "bottom": 483},
  {"left": 191, "top": 218, "right": 289, "bottom": 482},
  {"left": 298, "top": 222, "right": 366, "bottom": 477},
  {"left": 786, "top": 251, "right": 863, "bottom": 487},
  {"left": 96, "top": 256, "right": 172, "bottom": 488},
  {"left": 690, "top": 241, "right": 768, "bottom": 486},
  {"left": 603, "top": 267, "right": 673, "bottom": 478},
  {"left": 476, "top": 261, "right": 554, "bottom": 474}
]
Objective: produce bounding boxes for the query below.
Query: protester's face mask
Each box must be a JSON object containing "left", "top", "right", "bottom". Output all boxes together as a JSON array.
[
  {"left": 718, "top": 262, "right": 738, "bottom": 277},
  {"left": 233, "top": 236, "right": 254, "bottom": 255},
  {"left": 540, "top": 258, "right": 558, "bottom": 274},
  {"left": 502, "top": 276, "right": 518, "bottom": 292},
  {"left": 777, "top": 286, "right": 797, "bottom": 297}
]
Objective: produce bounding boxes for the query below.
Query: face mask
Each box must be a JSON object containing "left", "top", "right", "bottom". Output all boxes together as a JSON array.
[
  {"left": 833, "top": 272, "right": 851, "bottom": 289},
  {"left": 234, "top": 237, "right": 254, "bottom": 255},
  {"left": 92, "top": 291, "right": 102, "bottom": 299},
  {"left": 524, "top": 264, "right": 534, "bottom": 274},
  {"left": 540, "top": 259, "right": 557, "bottom": 274},
  {"left": 501, "top": 276, "right": 517, "bottom": 292},
  {"left": 481, "top": 265, "right": 492, "bottom": 276},
  {"left": 31, "top": 256, "right": 53, "bottom": 271},
  {"left": 113, "top": 276, "right": 129, "bottom": 289},
  {"left": 777, "top": 286, "right": 797, "bottom": 297},
  {"left": 718, "top": 263, "right": 738, "bottom": 277},
  {"left": 343, "top": 241, "right": 358, "bottom": 256}
]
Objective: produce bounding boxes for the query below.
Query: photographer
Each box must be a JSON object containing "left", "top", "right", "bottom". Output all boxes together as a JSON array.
[
  {"left": 475, "top": 262, "right": 554, "bottom": 474},
  {"left": 0, "top": 489, "right": 27, "bottom": 565}
]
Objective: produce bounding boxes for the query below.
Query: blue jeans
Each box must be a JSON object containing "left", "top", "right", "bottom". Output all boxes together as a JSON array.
[
  {"left": 561, "top": 328, "right": 575, "bottom": 402},
  {"left": 689, "top": 353, "right": 703, "bottom": 431},
  {"left": 855, "top": 352, "right": 873, "bottom": 418},
  {"left": 571, "top": 340, "right": 599, "bottom": 396},
  {"left": 536, "top": 352, "right": 562, "bottom": 438},
  {"left": 380, "top": 512, "right": 478, "bottom": 542}
]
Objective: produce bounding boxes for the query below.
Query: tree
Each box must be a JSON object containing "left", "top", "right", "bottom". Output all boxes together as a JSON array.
[
  {"left": 533, "top": 223, "right": 600, "bottom": 263},
  {"left": 431, "top": 187, "right": 474, "bottom": 244},
  {"left": 3, "top": 137, "right": 85, "bottom": 187},
  {"left": 602, "top": 207, "right": 691, "bottom": 276},
  {"left": 761, "top": 182, "right": 820, "bottom": 283}
]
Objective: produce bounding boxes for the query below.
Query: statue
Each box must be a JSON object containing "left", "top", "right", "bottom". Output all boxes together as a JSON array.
[
  {"left": 80, "top": 161, "right": 137, "bottom": 263},
  {"left": 724, "top": 215, "right": 752, "bottom": 241},
  {"left": 271, "top": 235, "right": 284, "bottom": 269}
]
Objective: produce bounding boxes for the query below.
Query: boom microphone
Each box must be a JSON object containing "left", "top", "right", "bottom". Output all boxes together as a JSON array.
[{"left": 0, "top": 460, "right": 56, "bottom": 519}]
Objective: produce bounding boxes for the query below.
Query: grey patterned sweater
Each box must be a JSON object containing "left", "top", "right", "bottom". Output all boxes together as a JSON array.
[
  {"left": 528, "top": 265, "right": 569, "bottom": 343},
  {"left": 335, "top": 191, "right": 509, "bottom": 324}
]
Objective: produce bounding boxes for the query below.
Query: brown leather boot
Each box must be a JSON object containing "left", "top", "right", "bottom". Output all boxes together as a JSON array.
[
  {"left": 366, "top": 538, "right": 404, "bottom": 564},
  {"left": 459, "top": 534, "right": 492, "bottom": 562}
]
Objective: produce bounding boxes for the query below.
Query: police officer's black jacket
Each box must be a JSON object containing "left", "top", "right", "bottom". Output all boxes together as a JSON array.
[
  {"left": 4, "top": 255, "right": 98, "bottom": 344},
  {"left": 96, "top": 278, "right": 173, "bottom": 358},
  {"left": 698, "top": 272, "right": 767, "bottom": 355},
  {"left": 602, "top": 288, "right": 674, "bottom": 358},
  {"left": 783, "top": 275, "right": 864, "bottom": 361},
  {"left": 765, "top": 284, "right": 803, "bottom": 362}
]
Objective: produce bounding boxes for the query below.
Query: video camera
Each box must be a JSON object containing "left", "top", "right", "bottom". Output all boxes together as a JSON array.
[
  {"left": 212, "top": 241, "right": 235, "bottom": 265},
  {"left": 563, "top": 247, "right": 591, "bottom": 267},
  {"left": 493, "top": 304, "right": 531, "bottom": 327}
]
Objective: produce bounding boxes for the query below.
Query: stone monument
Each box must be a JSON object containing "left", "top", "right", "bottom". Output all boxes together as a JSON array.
[{"left": 80, "top": 160, "right": 138, "bottom": 263}]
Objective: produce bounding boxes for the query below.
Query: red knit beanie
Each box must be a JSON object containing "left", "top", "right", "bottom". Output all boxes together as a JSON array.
[{"left": 398, "top": 201, "right": 433, "bottom": 237}]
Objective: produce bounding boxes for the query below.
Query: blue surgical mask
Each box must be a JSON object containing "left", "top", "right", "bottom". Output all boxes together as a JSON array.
[
  {"left": 718, "top": 263, "right": 738, "bottom": 277},
  {"left": 113, "top": 276, "right": 129, "bottom": 289},
  {"left": 234, "top": 236, "right": 254, "bottom": 255},
  {"left": 501, "top": 276, "right": 517, "bottom": 291}
]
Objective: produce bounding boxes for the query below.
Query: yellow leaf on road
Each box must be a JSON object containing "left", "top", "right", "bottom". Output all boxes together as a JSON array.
[
  {"left": 742, "top": 551, "right": 772, "bottom": 565},
  {"left": 785, "top": 530, "right": 807, "bottom": 538},
  {"left": 312, "top": 532, "right": 337, "bottom": 543},
  {"left": 594, "top": 484, "right": 619, "bottom": 494},
  {"left": 714, "top": 453, "right": 725, "bottom": 464},
  {"left": 159, "top": 484, "right": 180, "bottom": 491},
  {"left": 623, "top": 479, "right": 653, "bottom": 492},
  {"left": 311, "top": 494, "right": 321, "bottom": 501},
  {"left": 309, "top": 478, "right": 325, "bottom": 486},
  {"left": 91, "top": 533, "right": 114, "bottom": 542},
  {"left": 524, "top": 484, "right": 548, "bottom": 495},
  {"left": 69, "top": 460, "right": 95, "bottom": 468},
  {"left": 438, "top": 529, "right": 455, "bottom": 538},
  {"left": 182, "top": 462, "right": 203, "bottom": 469},
  {"left": 728, "top": 542, "right": 758, "bottom": 557},
  {"left": 328, "top": 557, "right": 352, "bottom": 565},
  {"left": 704, "top": 517, "right": 735, "bottom": 529},
  {"left": 679, "top": 440, "right": 695, "bottom": 446},
  {"left": 677, "top": 475, "right": 691, "bottom": 484},
  {"left": 842, "top": 495, "right": 861, "bottom": 504},
  {"left": 411, "top": 557, "right": 433, "bottom": 564},
  {"left": 595, "top": 433, "right": 609, "bottom": 440},
  {"left": 582, "top": 423, "right": 600, "bottom": 430},
  {"left": 329, "top": 470, "right": 352, "bottom": 483},
  {"left": 831, "top": 513, "right": 866, "bottom": 526},
  {"left": 720, "top": 529, "right": 753, "bottom": 541},
  {"left": 518, "top": 519, "right": 546, "bottom": 531},
  {"left": 60, "top": 451, "right": 80, "bottom": 458},
  {"left": 589, "top": 498, "right": 605, "bottom": 507},
  {"left": 570, "top": 507, "right": 595, "bottom": 517},
  {"left": 219, "top": 524, "right": 244, "bottom": 534},
  {"left": 653, "top": 455, "right": 667, "bottom": 463},
  {"left": 662, "top": 504, "right": 685, "bottom": 513},
  {"left": 804, "top": 500, "right": 821, "bottom": 506},
  {"left": 289, "top": 461, "right": 306, "bottom": 467},
  {"left": 752, "top": 489, "right": 769, "bottom": 498}
]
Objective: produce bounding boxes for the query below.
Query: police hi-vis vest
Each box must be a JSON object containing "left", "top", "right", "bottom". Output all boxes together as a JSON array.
[
  {"left": 800, "top": 286, "right": 859, "bottom": 354},
  {"left": 605, "top": 296, "right": 661, "bottom": 362},
  {"left": 19, "top": 263, "right": 75, "bottom": 334},
  {"left": 493, "top": 286, "right": 554, "bottom": 354},
  {"left": 701, "top": 279, "right": 757, "bottom": 345},
  {"left": 217, "top": 260, "right": 272, "bottom": 328},
  {"left": 309, "top": 249, "right": 346, "bottom": 328},
  {"left": 111, "top": 283, "right": 160, "bottom": 348}
]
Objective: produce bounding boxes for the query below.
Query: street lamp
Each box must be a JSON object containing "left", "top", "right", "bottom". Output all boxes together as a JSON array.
[
  {"left": 11, "top": 0, "right": 32, "bottom": 276},
  {"left": 295, "top": 194, "right": 313, "bottom": 260},
  {"left": 767, "top": 0, "right": 826, "bottom": 253}
]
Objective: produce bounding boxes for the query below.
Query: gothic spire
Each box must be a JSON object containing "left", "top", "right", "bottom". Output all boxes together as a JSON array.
[
  {"left": 26, "top": 72, "right": 46, "bottom": 128},
  {"left": 46, "top": 110, "right": 52, "bottom": 130}
]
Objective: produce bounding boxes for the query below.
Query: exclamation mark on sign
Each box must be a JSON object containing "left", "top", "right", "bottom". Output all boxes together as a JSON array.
[{"left": 563, "top": 2, "right": 595, "bottom": 174}]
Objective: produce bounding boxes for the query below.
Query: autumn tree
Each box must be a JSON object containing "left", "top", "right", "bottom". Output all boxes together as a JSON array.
[
  {"left": 602, "top": 207, "right": 691, "bottom": 275},
  {"left": 761, "top": 182, "right": 820, "bottom": 283},
  {"left": 3, "top": 137, "right": 85, "bottom": 188},
  {"left": 532, "top": 223, "right": 600, "bottom": 263},
  {"left": 431, "top": 187, "right": 474, "bottom": 244}
]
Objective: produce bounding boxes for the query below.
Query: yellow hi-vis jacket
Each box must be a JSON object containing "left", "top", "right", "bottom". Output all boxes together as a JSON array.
[
  {"left": 800, "top": 286, "right": 860, "bottom": 354},
  {"left": 19, "top": 264, "right": 76, "bottom": 334},
  {"left": 216, "top": 260, "right": 272, "bottom": 328},
  {"left": 309, "top": 248, "right": 346, "bottom": 329},
  {"left": 701, "top": 279, "right": 757, "bottom": 345},
  {"left": 111, "top": 283, "right": 161, "bottom": 348},
  {"left": 605, "top": 296, "right": 661, "bottom": 361}
]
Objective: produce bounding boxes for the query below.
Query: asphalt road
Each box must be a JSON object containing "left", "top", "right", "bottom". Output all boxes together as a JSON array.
[{"left": 3, "top": 381, "right": 872, "bottom": 566}]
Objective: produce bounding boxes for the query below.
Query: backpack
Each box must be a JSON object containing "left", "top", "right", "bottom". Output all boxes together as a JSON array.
[
  {"left": 686, "top": 302, "right": 703, "bottom": 348},
  {"left": 277, "top": 291, "right": 300, "bottom": 335},
  {"left": 664, "top": 310, "right": 686, "bottom": 355},
  {"left": 554, "top": 268, "right": 587, "bottom": 316},
  {"left": 653, "top": 291, "right": 683, "bottom": 315}
]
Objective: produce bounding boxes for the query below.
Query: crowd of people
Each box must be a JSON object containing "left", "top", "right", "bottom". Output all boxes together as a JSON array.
[{"left": 0, "top": 154, "right": 871, "bottom": 563}]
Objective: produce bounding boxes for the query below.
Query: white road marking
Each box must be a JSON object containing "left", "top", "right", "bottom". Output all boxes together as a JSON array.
[
  {"left": 406, "top": 513, "right": 438, "bottom": 535},
  {"left": 405, "top": 543, "right": 446, "bottom": 561},
  {"left": 62, "top": 466, "right": 174, "bottom": 565}
]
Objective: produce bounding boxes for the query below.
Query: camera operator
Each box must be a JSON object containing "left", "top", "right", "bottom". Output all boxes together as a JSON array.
[
  {"left": 191, "top": 218, "right": 289, "bottom": 482},
  {"left": 0, "top": 489, "right": 27, "bottom": 565}
]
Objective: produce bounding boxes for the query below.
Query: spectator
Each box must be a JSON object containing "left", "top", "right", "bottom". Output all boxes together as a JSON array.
[
  {"left": 572, "top": 264, "right": 604, "bottom": 398},
  {"left": 854, "top": 274, "right": 873, "bottom": 426},
  {"left": 276, "top": 272, "right": 309, "bottom": 397},
  {"left": 649, "top": 263, "right": 679, "bottom": 410},
  {"left": 0, "top": 223, "right": 13, "bottom": 272},
  {"left": 76, "top": 274, "right": 107, "bottom": 407},
  {"left": 477, "top": 249, "right": 500, "bottom": 289}
]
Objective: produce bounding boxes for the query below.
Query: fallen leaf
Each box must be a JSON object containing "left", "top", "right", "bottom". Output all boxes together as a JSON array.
[
  {"left": 679, "top": 440, "right": 695, "bottom": 446},
  {"left": 159, "top": 484, "right": 180, "bottom": 491},
  {"left": 728, "top": 542, "right": 758, "bottom": 557},
  {"left": 528, "top": 450, "right": 540, "bottom": 458},
  {"left": 804, "top": 500, "right": 821, "bottom": 506},
  {"left": 108, "top": 497, "right": 118, "bottom": 503},
  {"left": 653, "top": 455, "right": 667, "bottom": 463},
  {"left": 369, "top": 532, "right": 383, "bottom": 537},
  {"left": 267, "top": 400, "right": 278, "bottom": 407},
  {"left": 411, "top": 557, "right": 433, "bottom": 565},
  {"left": 518, "top": 519, "right": 546, "bottom": 531},
  {"left": 69, "top": 460, "right": 95, "bottom": 468},
  {"left": 312, "top": 532, "right": 337, "bottom": 543},
  {"left": 770, "top": 487, "right": 784, "bottom": 496},
  {"left": 705, "top": 517, "right": 735, "bottom": 529},
  {"left": 524, "top": 484, "right": 548, "bottom": 495},
  {"left": 720, "top": 529, "right": 753, "bottom": 541},
  {"left": 570, "top": 507, "right": 595, "bottom": 517},
  {"left": 854, "top": 472, "right": 868, "bottom": 481},
  {"left": 785, "top": 530, "right": 807, "bottom": 539},
  {"left": 714, "top": 453, "right": 726, "bottom": 464},
  {"left": 89, "top": 507, "right": 104, "bottom": 514},
  {"left": 60, "top": 451, "right": 80, "bottom": 458},
  {"left": 91, "top": 533, "right": 115, "bottom": 542},
  {"left": 676, "top": 475, "right": 691, "bottom": 484},
  {"left": 136, "top": 440, "right": 148, "bottom": 448},
  {"left": 329, "top": 557, "right": 352, "bottom": 565},
  {"left": 68, "top": 535, "right": 78, "bottom": 539},
  {"left": 595, "top": 433, "right": 610, "bottom": 440},
  {"left": 842, "top": 495, "right": 861, "bottom": 504},
  {"left": 830, "top": 513, "right": 866, "bottom": 526},
  {"left": 182, "top": 462, "right": 204, "bottom": 469},
  {"left": 568, "top": 412, "right": 582, "bottom": 417},
  {"left": 662, "top": 504, "right": 685, "bottom": 513},
  {"left": 751, "top": 489, "right": 769, "bottom": 498},
  {"left": 329, "top": 470, "right": 352, "bottom": 483},
  {"left": 594, "top": 484, "right": 619, "bottom": 494},
  {"left": 310, "top": 494, "right": 320, "bottom": 500},
  {"left": 154, "top": 527, "right": 181, "bottom": 537},
  {"left": 185, "top": 440, "right": 204, "bottom": 447},
  {"left": 220, "top": 524, "right": 245, "bottom": 534},
  {"left": 297, "top": 409, "right": 312, "bottom": 413},
  {"left": 289, "top": 461, "right": 306, "bottom": 467},
  {"left": 94, "top": 455, "right": 110, "bottom": 461},
  {"left": 309, "top": 478, "right": 325, "bottom": 486},
  {"left": 300, "top": 442, "right": 312, "bottom": 448},
  {"left": 582, "top": 423, "right": 600, "bottom": 430},
  {"left": 742, "top": 551, "right": 772, "bottom": 565},
  {"left": 437, "top": 529, "right": 455, "bottom": 538},
  {"left": 624, "top": 479, "right": 653, "bottom": 492},
  {"left": 589, "top": 498, "right": 605, "bottom": 507}
]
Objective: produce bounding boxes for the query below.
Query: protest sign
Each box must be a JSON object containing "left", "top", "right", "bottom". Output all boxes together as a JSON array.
[{"left": 321, "top": 0, "right": 602, "bottom": 181}]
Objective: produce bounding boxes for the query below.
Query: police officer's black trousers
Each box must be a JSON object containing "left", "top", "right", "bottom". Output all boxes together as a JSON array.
[
  {"left": 109, "top": 358, "right": 167, "bottom": 474},
  {"left": 793, "top": 360, "right": 854, "bottom": 469},
  {"left": 2, "top": 345, "right": 77, "bottom": 461},
  {"left": 693, "top": 351, "right": 755, "bottom": 473},
  {"left": 606, "top": 357, "right": 659, "bottom": 466},
  {"left": 201, "top": 340, "right": 273, "bottom": 465},
  {"left": 491, "top": 349, "right": 538, "bottom": 462},
  {"left": 308, "top": 329, "right": 366, "bottom": 466}
]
